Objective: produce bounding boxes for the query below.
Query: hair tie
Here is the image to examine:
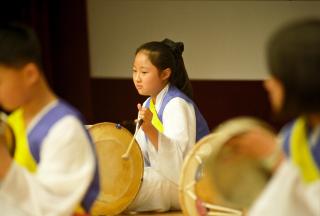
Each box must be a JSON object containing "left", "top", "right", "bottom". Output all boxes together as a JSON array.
[{"left": 162, "top": 38, "right": 184, "bottom": 59}]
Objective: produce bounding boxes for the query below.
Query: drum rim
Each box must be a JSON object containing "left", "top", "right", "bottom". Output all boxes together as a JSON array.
[
  {"left": 179, "top": 117, "right": 278, "bottom": 216},
  {"left": 88, "top": 122, "right": 144, "bottom": 215}
]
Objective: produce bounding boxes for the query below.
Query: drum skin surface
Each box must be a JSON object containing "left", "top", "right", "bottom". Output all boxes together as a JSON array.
[
  {"left": 88, "top": 122, "right": 144, "bottom": 216},
  {"left": 179, "top": 134, "right": 223, "bottom": 216},
  {"left": 179, "top": 117, "right": 281, "bottom": 216}
]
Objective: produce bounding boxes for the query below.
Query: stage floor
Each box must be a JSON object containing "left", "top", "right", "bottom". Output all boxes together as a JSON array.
[{"left": 119, "top": 211, "right": 183, "bottom": 216}]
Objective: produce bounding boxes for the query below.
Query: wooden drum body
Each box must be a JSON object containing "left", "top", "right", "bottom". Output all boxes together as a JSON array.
[
  {"left": 88, "top": 122, "right": 144, "bottom": 216},
  {"left": 179, "top": 117, "right": 282, "bottom": 216}
]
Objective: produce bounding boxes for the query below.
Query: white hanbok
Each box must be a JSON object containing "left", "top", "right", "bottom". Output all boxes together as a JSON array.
[
  {"left": 128, "top": 84, "right": 196, "bottom": 212},
  {"left": 249, "top": 119, "right": 320, "bottom": 216},
  {"left": 0, "top": 101, "right": 95, "bottom": 216},
  {"left": 249, "top": 159, "right": 320, "bottom": 216}
]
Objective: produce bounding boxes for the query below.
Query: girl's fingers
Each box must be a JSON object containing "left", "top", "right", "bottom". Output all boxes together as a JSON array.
[
  {"left": 137, "top": 103, "right": 146, "bottom": 121},
  {"left": 137, "top": 103, "right": 142, "bottom": 111}
]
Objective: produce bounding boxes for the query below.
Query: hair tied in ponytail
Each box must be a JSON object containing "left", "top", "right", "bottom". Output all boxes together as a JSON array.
[{"left": 162, "top": 38, "right": 184, "bottom": 59}]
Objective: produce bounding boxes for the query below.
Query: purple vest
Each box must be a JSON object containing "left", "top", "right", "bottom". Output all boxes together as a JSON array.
[
  {"left": 282, "top": 120, "right": 320, "bottom": 169},
  {"left": 146, "top": 85, "right": 209, "bottom": 142},
  {"left": 27, "top": 100, "right": 100, "bottom": 212}
]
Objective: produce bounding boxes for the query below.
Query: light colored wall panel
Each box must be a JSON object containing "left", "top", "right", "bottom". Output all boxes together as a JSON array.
[{"left": 87, "top": 0, "right": 320, "bottom": 80}]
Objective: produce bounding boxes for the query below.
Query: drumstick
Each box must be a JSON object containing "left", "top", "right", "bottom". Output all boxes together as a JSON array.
[
  {"left": 186, "top": 189, "right": 242, "bottom": 216},
  {"left": 208, "top": 211, "right": 240, "bottom": 216},
  {"left": 122, "top": 118, "right": 143, "bottom": 159},
  {"left": 204, "top": 203, "right": 242, "bottom": 215}
]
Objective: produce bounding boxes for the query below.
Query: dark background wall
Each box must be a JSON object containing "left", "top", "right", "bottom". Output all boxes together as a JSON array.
[
  {"left": 91, "top": 78, "right": 282, "bottom": 131},
  {"left": 1, "top": 0, "right": 93, "bottom": 121},
  {"left": 1, "top": 0, "right": 285, "bottom": 132}
]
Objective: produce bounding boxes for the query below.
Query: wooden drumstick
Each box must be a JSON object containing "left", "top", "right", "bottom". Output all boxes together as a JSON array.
[
  {"left": 122, "top": 119, "right": 143, "bottom": 159},
  {"left": 186, "top": 189, "right": 242, "bottom": 216}
]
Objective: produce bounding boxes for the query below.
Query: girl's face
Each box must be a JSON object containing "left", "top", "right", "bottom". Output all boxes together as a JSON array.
[
  {"left": 0, "top": 65, "right": 30, "bottom": 111},
  {"left": 263, "top": 76, "right": 284, "bottom": 113},
  {"left": 133, "top": 51, "right": 169, "bottom": 98}
]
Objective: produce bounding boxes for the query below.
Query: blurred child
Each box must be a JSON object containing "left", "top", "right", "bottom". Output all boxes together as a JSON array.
[
  {"left": 0, "top": 23, "right": 99, "bottom": 216},
  {"left": 249, "top": 19, "right": 320, "bottom": 216}
]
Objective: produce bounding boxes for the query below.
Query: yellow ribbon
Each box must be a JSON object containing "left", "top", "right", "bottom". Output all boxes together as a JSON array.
[
  {"left": 8, "top": 109, "right": 87, "bottom": 213},
  {"left": 291, "top": 117, "right": 320, "bottom": 183},
  {"left": 149, "top": 99, "right": 164, "bottom": 133},
  {"left": 8, "top": 109, "right": 37, "bottom": 172}
]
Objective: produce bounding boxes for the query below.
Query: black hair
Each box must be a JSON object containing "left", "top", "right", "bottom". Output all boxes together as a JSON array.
[
  {"left": 0, "top": 23, "right": 42, "bottom": 70},
  {"left": 135, "top": 38, "right": 193, "bottom": 99},
  {"left": 267, "top": 19, "right": 320, "bottom": 116}
]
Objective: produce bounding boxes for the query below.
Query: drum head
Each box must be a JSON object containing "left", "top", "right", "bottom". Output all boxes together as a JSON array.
[
  {"left": 179, "top": 117, "right": 281, "bottom": 216},
  {"left": 89, "top": 122, "right": 144, "bottom": 215}
]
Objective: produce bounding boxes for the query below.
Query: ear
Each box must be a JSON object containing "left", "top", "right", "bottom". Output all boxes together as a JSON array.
[
  {"left": 160, "top": 68, "right": 171, "bottom": 81},
  {"left": 263, "top": 75, "right": 284, "bottom": 112},
  {"left": 263, "top": 76, "right": 283, "bottom": 93},
  {"left": 21, "top": 63, "right": 41, "bottom": 85}
]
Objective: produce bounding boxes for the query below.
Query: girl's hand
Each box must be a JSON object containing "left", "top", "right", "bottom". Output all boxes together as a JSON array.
[
  {"left": 137, "top": 103, "right": 159, "bottom": 149},
  {"left": 137, "top": 103, "right": 153, "bottom": 131}
]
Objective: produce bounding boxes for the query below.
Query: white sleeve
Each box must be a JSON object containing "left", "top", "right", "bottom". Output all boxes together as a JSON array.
[
  {"left": 249, "top": 160, "right": 320, "bottom": 216},
  {"left": 0, "top": 116, "right": 95, "bottom": 216},
  {"left": 156, "top": 98, "right": 196, "bottom": 184}
]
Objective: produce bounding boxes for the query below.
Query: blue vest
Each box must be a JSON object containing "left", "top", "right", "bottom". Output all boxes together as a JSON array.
[
  {"left": 28, "top": 100, "right": 100, "bottom": 212},
  {"left": 282, "top": 117, "right": 320, "bottom": 183},
  {"left": 146, "top": 85, "right": 209, "bottom": 142}
]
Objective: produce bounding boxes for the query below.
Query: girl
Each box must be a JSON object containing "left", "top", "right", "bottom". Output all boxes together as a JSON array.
[
  {"left": 128, "top": 39, "right": 209, "bottom": 212},
  {"left": 249, "top": 19, "right": 320, "bottom": 215}
]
